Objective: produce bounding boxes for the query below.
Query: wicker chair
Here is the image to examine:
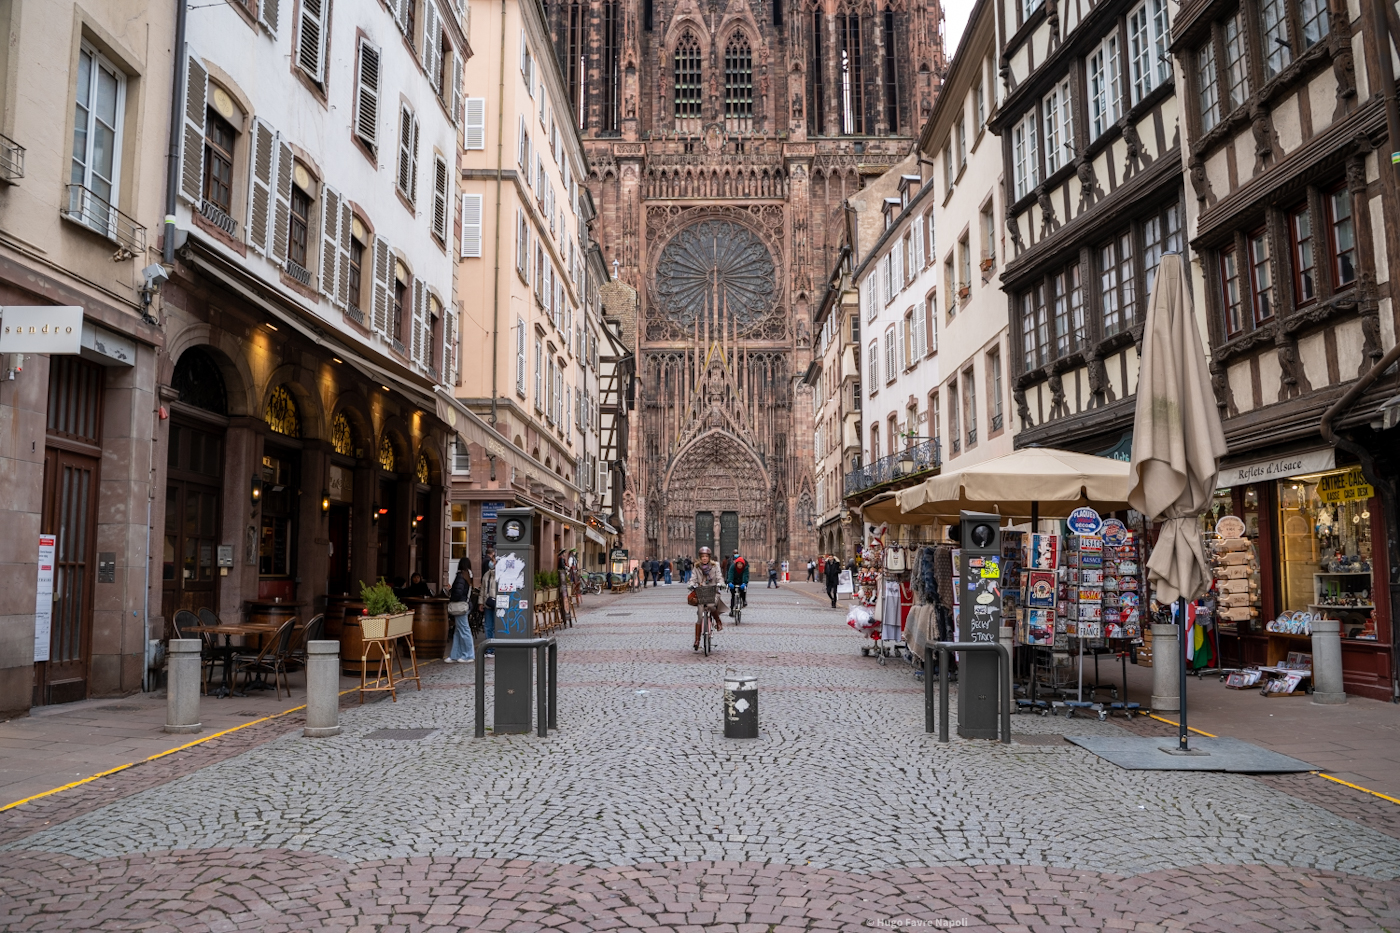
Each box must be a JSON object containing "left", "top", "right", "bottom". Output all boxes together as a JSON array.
[{"left": 233, "top": 617, "right": 297, "bottom": 699}]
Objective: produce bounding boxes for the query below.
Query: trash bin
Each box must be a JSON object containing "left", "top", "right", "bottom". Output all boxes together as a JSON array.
[{"left": 723, "top": 674, "right": 758, "bottom": 738}]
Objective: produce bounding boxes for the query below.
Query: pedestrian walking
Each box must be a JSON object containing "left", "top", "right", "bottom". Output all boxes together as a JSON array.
[
  {"left": 662, "top": 558, "right": 673, "bottom": 585},
  {"left": 767, "top": 558, "right": 779, "bottom": 588},
  {"left": 445, "top": 557, "right": 475, "bottom": 663},
  {"left": 479, "top": 557, "right": 497, "bottom": 656},
  {"left": 823, "top": 555, "right": 841, "bottom": 608},
  {"left": 806, "top": 559, "right": 816, "bottom": 581},
  {"left": 649, "top": 557, "right": 661, "bottom": 587}
]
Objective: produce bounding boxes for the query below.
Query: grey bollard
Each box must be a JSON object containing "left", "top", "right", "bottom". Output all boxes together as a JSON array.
[
  {"left": 1150, "top": 622, "right": 1180, "bottom": 712},
  {"left": 998, "top": 625, "right": 1015, "bottom": 714},
  {"left": 304, "top": 640, "right": 343, "bottom": 737},
  {"left": 1310, "top": 618, "right": 1347, "bottom": 705},
  {"left": 164, "top": 639, "right": 203, "bottom": 734}
]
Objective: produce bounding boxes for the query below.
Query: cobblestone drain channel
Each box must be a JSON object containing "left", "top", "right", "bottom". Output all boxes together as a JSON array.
[{"left": 0, "top": 589, "right": 1397, "bottom": 931}]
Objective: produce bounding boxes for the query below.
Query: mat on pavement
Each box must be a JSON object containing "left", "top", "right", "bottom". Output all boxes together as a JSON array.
[{"left": 1066, "top": 735, "right": 1316, "bottom": 772}]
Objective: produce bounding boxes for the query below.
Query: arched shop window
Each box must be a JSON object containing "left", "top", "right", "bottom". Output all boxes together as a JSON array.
[
  {"left": 416, "top": 452, "right": 430, "bottom": 484},
  {"left": 172, "top": 348, "right": 228, "bottom": 415},
  {"left": 378, "top": 434, "right": 398, "bottom": 472},
  {"left": 331, "top": 411, "right": 355, "bottom": 457},
  {"left": 264, "top": 385, "right": 301, "bottom": 437}
]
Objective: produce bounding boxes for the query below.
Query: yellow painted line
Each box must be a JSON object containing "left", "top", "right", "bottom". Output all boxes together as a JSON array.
[
  {"left": 0, "top": 659, "right": 440, "bottom": 813},
  {"left": 1147, "top": 714, "right": 1218, "bottom": 738},
  {"left": 1315, "top": 771, "right": 1400, "bottom": 806}
]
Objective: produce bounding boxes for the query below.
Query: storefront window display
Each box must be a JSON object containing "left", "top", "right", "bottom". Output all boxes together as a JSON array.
[{"left": 1279, "top": 468, "right": 1376, "bottom": 641}]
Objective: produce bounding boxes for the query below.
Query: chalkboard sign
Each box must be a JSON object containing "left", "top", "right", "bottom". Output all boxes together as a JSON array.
[{"left": 959, "top": 555, "right": 1001, "bottom": 644}]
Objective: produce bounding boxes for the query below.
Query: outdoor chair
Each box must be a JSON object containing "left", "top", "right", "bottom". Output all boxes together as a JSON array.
[
  {"left": 195, "top": 607, "right": 228, "bottom": 694},
  {"left": 232, "top": 617, "right": 297, "bottom": 700},
  {"left": 172, "top": 609, "right": 218, "bottom": 695},
  {"left": 284, "top": 614, "right": 325, "bottom": 675}
]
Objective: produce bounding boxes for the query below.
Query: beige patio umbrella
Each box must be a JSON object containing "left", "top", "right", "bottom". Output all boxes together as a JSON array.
[
  {"left": 892, "top": 446, "right": 1132, "bottom": 522},
  {"left": 1128, "top": 253, "right": 1228, "bottom": 753},
  {"left": 1127, "top": 253, "right": 1228, "bottom": 605}
]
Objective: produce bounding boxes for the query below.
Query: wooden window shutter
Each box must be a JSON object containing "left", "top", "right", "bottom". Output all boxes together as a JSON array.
[
  {"left": 372, "top": 236, "right": 392, "bottom": 334},
  {"left": 356, "top": 39, "right": 381, "bottom": 150},
  {"left": 451, "top": 51, "right": 464, "bottom": 126},
  {"left": 517, "top": 115, "right": 526, "bottom": 166},
  {"left": 423, "top": 1, "right": 440, "bottom": 86},
  {"left": 245, "top": 118, "right": 275, "bottom": 253},
  {"left": 259, "top": 0, "right": 280, "bottom": 34},
  {"left": 447, "top": 301, "right": 460, "bottom": 384},
  {"left": 397, "top": 105, "right": 416, "bottom": 200},
  {"left": 336, "top": 200, "right": 353, "bottom": 308},
  {"left": 270, "top": 136, "right": 293, "bottom": 263},
  {"left": 460, "top": 193, "right": 483, "bottom": 257},
  {"left": 395, "top": 0, "right": 411, "bottom": 35},
  {"left": 320, "top": 185, "right": 341, "bottom": 299},
  {"left": 464, "top": 98, "right": 485, "bottom": 149},
  {"left": 297, "top": 0, "right": 325, "bottom": 82},
  {"left": 410, "top": 277, "right": 425, "bottom": 363},
  {"left": 516, "top": 316, "right": 526, "bottom": 395},
  {"left": 179, "top": 52, "right": 207, "bottom": 204},
  {"left": 431, "top": 155, "right": 449, "bottom": 242}
]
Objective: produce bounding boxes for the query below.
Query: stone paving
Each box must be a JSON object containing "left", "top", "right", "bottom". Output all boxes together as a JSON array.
[{"left": 1, "top": 585, "right": 1398, "bottom": 931}]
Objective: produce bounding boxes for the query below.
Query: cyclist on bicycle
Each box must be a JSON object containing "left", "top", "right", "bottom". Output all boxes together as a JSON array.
[
  {"left": 690, "top": 546, "right": 723, "bottom": 650},
  {"left": 726, "top": 551, "right": 749, "bottom": 616}
]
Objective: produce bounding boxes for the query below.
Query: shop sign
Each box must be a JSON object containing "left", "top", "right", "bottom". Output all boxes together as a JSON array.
[
  {"left": 0, "top": 307, "right": 84, "bottom": 354},
  {"left": 1317, "top": 467, "right": 1374, "bottom": 504},
  {"left": 1066, "top": 507, "right": 1103, "bottom": 535},
  {"left": 1215, "top": 515, "right": 1246, "bottom": 539},
  {"left": 34, "top": 535, "right": 54, "bottom": 662},
  {"left": 1217, "top": 448, "right": 1334, "bottom": 487},
  {"left": 328, "top": 464, "right": 352, "bottom": 502}
]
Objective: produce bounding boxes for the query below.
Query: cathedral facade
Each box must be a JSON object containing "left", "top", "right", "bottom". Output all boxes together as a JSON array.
[{"left": 544, "top": 0, "right": 946, "bottom": 561}]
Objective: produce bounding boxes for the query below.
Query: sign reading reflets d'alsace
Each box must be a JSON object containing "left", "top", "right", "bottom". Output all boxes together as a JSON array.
[
  {"left": 1216, "top": 448, "right": 1335, "bottom": 488},
  {"left": 0, "top": 307, "right": 84, "bottom": 354}
]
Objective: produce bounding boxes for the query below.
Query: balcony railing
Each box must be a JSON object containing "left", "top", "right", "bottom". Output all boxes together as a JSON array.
[
  {"left": 199, "top": 198, "right": 238, "bottom": 237},
  {"left": 0, "top": 133, "right": 24, "bottom": 183},
  {"left": 62, "top": 184, "right": 145, "bottom": 255},
  {"left": 283, "top": 259, "right": 313, "bottom": 287},
  {"left": 842, "top": 440, "right": 941, "bottom": 496},
  {"left": 991, "top": 413, "right": 1003, "bottom": 432},
  {"left": 967, "top": 427, "right": 977, "bottom": 446}
]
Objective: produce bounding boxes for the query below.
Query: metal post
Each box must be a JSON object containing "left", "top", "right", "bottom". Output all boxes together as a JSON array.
[
  {"left": 1177, "top": 596, "right": 1189, "bottom": 752},
  {"left": 938, "top": 645, "right": 950, "bottom": 743},
  {"left": 548, "top": 640, "right": 558, "bottom": 729},
  {"left": 998, "top": 643, "right": 1011, "bottom": 745},
  {"left": 924, "top": 645, "right": 935, "bottom": 733},
  {"left": 535, "top": 643, "right": 548, "bottom": 737},
  {"left": 475, "top": 647, "right": 487, "bottom": 738}
]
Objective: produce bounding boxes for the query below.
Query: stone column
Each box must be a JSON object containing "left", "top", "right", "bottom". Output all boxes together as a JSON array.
[
  {"left": 303, "top": 640, "right": 342, "bottom": 737},
  {"left": 1150, "top": 622, "right": 1180, "bottom": 712},
  {"left": 163, "top": 639, "right": 203, "bottom": 734},
  {"left": 1310, "top": 618, "right": 1347, "bottom": 705}
]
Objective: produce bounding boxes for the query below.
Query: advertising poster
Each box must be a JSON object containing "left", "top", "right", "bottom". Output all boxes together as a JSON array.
[{"left": 34, "top": 534, "right": 55, "bottom": 663}]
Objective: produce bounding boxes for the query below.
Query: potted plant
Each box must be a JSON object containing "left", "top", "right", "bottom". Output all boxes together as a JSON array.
[{"left": 359, "top": 578, "right": 414, "bottom": 639}]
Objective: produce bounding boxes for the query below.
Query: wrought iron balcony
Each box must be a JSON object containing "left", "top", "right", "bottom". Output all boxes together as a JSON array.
[
  {"left": 62, "top": 184, "right": 145, "bottom": 255},
  {"left": 842, "top": 440, "right": 941, "bottom": 496},
  {"left": 967, "top": 427, "right": 978, "bottom": 446},
  {"left": 992, "top": 413, "right": 1003, "bottom": 432},
  {"left": 0, "top": 133, "right": 24, "bottom": 183},
  {"left": 283, "top": 259, "right": 312, "bottom": 287},
  {"left": 199, "top": 198, "right": 237, "bottom": 237}
]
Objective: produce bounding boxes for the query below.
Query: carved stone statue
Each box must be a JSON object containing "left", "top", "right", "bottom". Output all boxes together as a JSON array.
[
  {"left": 1088, "top": 355, "right": 1112, "bottom": 404},
  {"left": 1276, "top": 339, "right": 1309, "bottom": 400},
  {"left": 1209, "top": 362, "right": 1235, "bottom": 418},
  {"left": 1006, "top": 206, "right": 1025, "bottom": 252},
  {"left": 1014, "top": 385, "right": 1032, "bottom": 430},
  {"left": 1047, "top": 371, "right": 1066, "bottom": 418},
  {"left": 1188, "top": 155, "right": 1211, "bottom": 203},
  {"left": 1331, "top": 7, "right": 1357, "bottom": 107},
  {"left": 1251, "top": 104, "right": 1274, "bottom": 160},
  {"left": 1037, "top": 185, "right": 1057, "bottom": 233},
  {"left": 1075, "top": 150, "right": 1099, "bottom": 210}
]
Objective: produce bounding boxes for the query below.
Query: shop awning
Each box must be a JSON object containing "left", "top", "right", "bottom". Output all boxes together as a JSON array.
[{"left": 585, "top": 527, "right": 607, "bottom": 545}]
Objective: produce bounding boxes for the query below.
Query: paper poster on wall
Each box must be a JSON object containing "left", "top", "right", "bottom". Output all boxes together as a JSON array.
[
  {"left": 495, "top": 553, "right": 526, "bottom": 593},
  {"left": 34, "top": 534, "right": 55, "bottom": 663}
]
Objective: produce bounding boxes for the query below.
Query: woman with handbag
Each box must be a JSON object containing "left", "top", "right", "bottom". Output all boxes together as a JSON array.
[
  {"left": 445, "top": 557, "right": 475, "bottom": 663},
  {"left": 478, "top": 558, "right": 497, "bottom": 656}
]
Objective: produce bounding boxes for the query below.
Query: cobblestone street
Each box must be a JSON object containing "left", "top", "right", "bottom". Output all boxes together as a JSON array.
[{"left": 2, "top": 585, "right": 1399, "bottom": 931}]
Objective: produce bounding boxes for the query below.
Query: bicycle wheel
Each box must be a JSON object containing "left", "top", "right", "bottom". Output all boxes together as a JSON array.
[
  {"left": 734, "top": 605, "right": 741, "bottom": 625},
  {"left": 703, "top": 629, "right": 711, "bottom": 656}
]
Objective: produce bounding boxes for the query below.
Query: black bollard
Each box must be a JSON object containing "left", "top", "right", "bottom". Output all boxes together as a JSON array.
[{"left": 723, "top": 674, "right": 758, "bottom": 738}]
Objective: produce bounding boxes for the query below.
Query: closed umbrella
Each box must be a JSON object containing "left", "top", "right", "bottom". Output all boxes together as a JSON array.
[{"left": 1126, "top": 253, "right": 1228, "bottom": 751}]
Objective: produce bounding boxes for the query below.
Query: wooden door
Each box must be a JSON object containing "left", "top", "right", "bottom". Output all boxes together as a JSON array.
[
  {"left": 695, "top": 511, "right": 714, "bottom": 553},
  {"left": 35, "top": 448, "right": 99, "bottom": 705},
  {"left": 161, "top": 421, "right": 224, "bottom": 627},
  {"left": 328, "top": 504, "right": 352, "bottom": 595}
]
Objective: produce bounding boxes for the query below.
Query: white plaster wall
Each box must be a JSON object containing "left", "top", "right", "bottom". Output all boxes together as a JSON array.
[
  {"left": 1258, "top": 350, "right": 1283, "bottom": 404},
  {"left": 1335, "top": 316, "right": 1366, "bottom": 379},
  {"left": 1298, "top": 331, "right": 1329, "bottom": 389},
  {"left": 1228, "top": 360, "right": 1254, "bottom": 413}
]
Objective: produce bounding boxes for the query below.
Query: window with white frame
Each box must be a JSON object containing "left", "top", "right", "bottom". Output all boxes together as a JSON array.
[
  {"left": 1196, "top": 38, "right": 1220, "bottom": 133},
  {"left": 516, "top": 209, "right": 529, "bottom": 276},
  {"left": 1042, "top": 79, "right": 1073, "bottom": 175},
  {"left": 1128, "top": 0, "right": 1170, "bottom": 104},
  {"left": 882, "top": 253, "right": 894, "bottom": 304},
  {"left": 1012, "top": 111, "right": 1038, "bottom": 200},
  {"left": 956, "top": 114, "right": 967, "bottom": 168},
  {"left": 397, "top": 104, "right": 419, "bottom": 203},
  {"left": 943, "top": 140, "right": 954, "bottom": 193},
  {"left": 868, "top": 340, "right": 879, "bottom": 391},
  {"left": 70, "top": 43, "right": 126, "bottom": 233},
  {"left": 883, "top": 326, "right": 896, "bottom": 384},
  {"left": 1259, "top": 0, "right": 1290, "bottom": 78},
  {"left": 534, "top": 337, "right": 544, "bottom": 411},
  {"left": 1089, "top": 34, "right": 1122, "bottom": 138}
]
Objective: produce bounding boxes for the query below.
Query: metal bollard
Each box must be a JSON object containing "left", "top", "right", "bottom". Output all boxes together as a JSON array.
[
  {"left": 723, "top": 674, "right": 758, "bottom": 738},
  {"left": 1150, "top": 622, "right": 1180, "bottom": 712},
  {"left": 998, "top": 625, "right": 1015, "bottom": 715},
  {"left": 303, "top": 641, "right": 343, "bottom": 737},
  {"left": 1310, "top": 618, "right": 1347, "bottom": 705},
  {"left": 164, "top": 639, "right": 203, "bottom": 734}
]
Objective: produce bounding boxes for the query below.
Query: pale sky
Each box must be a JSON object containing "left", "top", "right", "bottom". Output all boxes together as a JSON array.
[{"left": 943, "top": 0, "right": 977, "bottom": 59}]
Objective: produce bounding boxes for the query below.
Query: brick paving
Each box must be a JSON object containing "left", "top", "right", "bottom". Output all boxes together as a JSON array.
[{"left": 0, "top": 584, "right": 1397, "bottom": 930}]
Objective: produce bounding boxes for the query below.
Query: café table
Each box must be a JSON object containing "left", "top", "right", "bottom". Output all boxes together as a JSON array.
[{"left": 186, "top": 623, "right": 281, "bottom": 698}]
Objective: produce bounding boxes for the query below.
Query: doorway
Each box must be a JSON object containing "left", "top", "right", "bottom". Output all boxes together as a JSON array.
[
  {"left": 162, "top": 421, "right": 224, "bottom": 626},
  {"left": 36, "top": 447, "right": 99, "bottom": 706},
  {"left": 695, "top": 511, "right": 714, "bottom": 553},
  {"left": 328, "top": 504, "right": 353, "bottom": 596},
  {"left": 719, "top": 511, "right": 739, "bottom": 557}
]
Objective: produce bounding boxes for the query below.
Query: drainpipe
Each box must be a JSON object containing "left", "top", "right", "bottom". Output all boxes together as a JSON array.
[
  {"left": 489, "top": 0, "right": 507, "bottom": 427},
  {"left": 163, "top": 0, "right": 189, "bottom": 266}
]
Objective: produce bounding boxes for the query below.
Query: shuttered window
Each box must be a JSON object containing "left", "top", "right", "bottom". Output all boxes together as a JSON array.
[
  {"left": 355, "top": 39, "right": 381, "bottom": 150},
  {"left": 246, "top": 118, "right": 275, "bottom": 252},
  {"left": 431, "top": 154, "right": 449, "bottom": 242},
  {"left": 259, "top": 0, "right": 281, "bottom": 34},
  {"left": 297, "top": 0, "right": 327, "bottom": 83},
  {"left": 178, "top": 53, "right": 206, "bottom": 204},
  {"left": 319, "top": 185, "right": 342, "bottom": 301},
  {"left": 397, "top": 105, "right": 419, "bottom": 202},
  {"left": 460, "top": 193, "right": 483, "bottom": 257},
  {"left": 371, "top": 235, "right": 393, "bottom": 334},
  {"left": 516, "top": 316, "right": 527, "bottom": 396},
  {"left": 464, "top": 98, "right": 485, "bottom": 149}
]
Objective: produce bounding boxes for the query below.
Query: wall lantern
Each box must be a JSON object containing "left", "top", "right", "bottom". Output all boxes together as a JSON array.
[
  {"left": 321, "top": 490, "right": 330, "bottom": 513},
  {"left": 251, "top": 477, "right": 263, "bottom": 505}
]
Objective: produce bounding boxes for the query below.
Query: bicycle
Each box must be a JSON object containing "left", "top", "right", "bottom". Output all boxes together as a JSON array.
[
  {"left": 729, "top": 583, "right": 747, "bottom": 624},
  {"left": 580, "top": 573, "right": 603, "bottom": 596},
  {"left": 694, "top": 584, "right": 718, "bottom": 655}
]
